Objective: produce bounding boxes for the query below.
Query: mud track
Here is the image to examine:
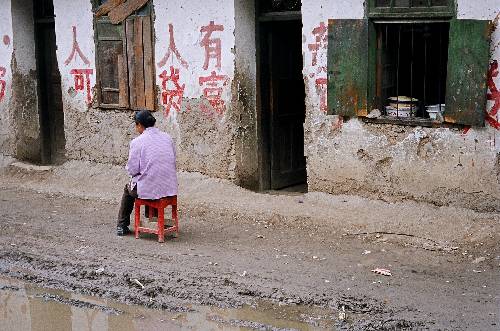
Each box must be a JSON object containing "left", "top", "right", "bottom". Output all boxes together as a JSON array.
[{"left": 0, "top": 185, "right": 499, "bottom": 330}]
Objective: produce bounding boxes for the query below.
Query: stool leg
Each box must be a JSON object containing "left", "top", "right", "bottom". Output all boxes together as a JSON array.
[
  {"left": 134, "top": 203, "right": 140, "bottom": 239},
  {"left": 172, "top": 204, "right": 179, "bottom": 235},
  {"left": 158, "top": 207, "right": 165, "bottom": 243}
]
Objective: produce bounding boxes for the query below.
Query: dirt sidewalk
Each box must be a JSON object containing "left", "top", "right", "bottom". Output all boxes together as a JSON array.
[{"left": 0, "top": 158, "right": 499, "bottom": 330}]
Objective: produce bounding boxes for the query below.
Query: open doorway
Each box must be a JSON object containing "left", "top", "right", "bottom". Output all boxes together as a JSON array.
[
  {"left": 34, "top": 0, "right": 65, "bottom": 164},
  {"left": 258, "top": 2, "right": 306, "bottom": 191}
]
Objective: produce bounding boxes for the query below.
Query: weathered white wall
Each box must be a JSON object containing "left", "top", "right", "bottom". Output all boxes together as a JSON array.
[
  {"left": 10, "top": 0, "right": 41, "bottom": 161},
  {"left": 50, "top": 0, "right": 242, "bottom": 182},
  {"left": 0, "top": 0, "right": 497, "bottom": 210},
  {"left": 457, "top": 0, "right": 500, "bottom": 151},
  {"left": 153, "top": 0, "right": 241, "bottom": 179},
  {"left": 52, "top": 0, "right": 105, "bottom": 162},
  {"left": 0, "top": 0, "right": 13, "bottom": 155},
  {"left": 53, "top": 0, "right": 96, "bottom": 110},
  {"left": 457, "top": 0, "right": 499, "bottom": 19},
  {"left": 153, "top": 0, "right": 235, "bottom": 101},
  {"left": 233, "top": 0, "right": 259, "bottom": 188},
  {"left": 302, "top": 0, "right": 500, "bottom": 211}
]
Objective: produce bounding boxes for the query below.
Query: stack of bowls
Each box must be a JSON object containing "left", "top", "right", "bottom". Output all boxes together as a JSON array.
[{"left": 385, "top": 96, "right": 418, "bottom": 118}]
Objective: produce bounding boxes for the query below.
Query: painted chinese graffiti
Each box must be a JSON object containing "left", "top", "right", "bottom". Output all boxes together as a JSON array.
[
  {"left": 199, "top": 21, "right": 228, "bottom": 116},
  {"left": 159, "top": 66, "right": 185, "bottom": 116},
  {"left": 0, "top": 66, "right": 6, "bottom": 103},
  {"left": 157, "top": 23, "right": 188, "bottom": 117},
  {"left": 486, "top": 60, "right": 500, "bottom": 130},
  {"left": 157, "top": 24, "right": 188, "bottom": 69},
  {"left": 65, "top": 26, "right": 93, "bottom": 104},
  {"left": 307, "top": 22, "right": 328, "bottom": 113},
  {"left": 0, "top": 34, "right": 10, "bottom": 104}
]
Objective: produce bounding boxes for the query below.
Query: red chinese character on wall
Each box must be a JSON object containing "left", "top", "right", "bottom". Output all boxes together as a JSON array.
[
  {"left": 70, "top": 69, "right": 93, "bottom": 105},
  {"left": 200, "top": 21, "right": 224, "bottom": 70},
  {"left": 157, "top": 23, "right": 188, "bottom": 69},
  {"left": 64, "top": 26, "right": 90, "bottom": 66},
  {"left": 65, "top": 26, "right": 93, "bottom": 104},
  {"left": 199, "top": 70, "right": 229, "bottom": 115},
  {"left": 315, "top": 77, "right": 327, "bottom": 114},
  {"left": 159, "top": 66, "right": 185, "bottom": 116},
  {"left": 308, "top": 22, "right": 328, "bottom": 113},
  {"left": 486, "top": 60, "right": 500, "bottom": 130},
  {"left": 308, "top": 22, "right": 327, "bottom": 68},
  {"left": 0, "top": 66, "right": 6, "bottom": 103}
]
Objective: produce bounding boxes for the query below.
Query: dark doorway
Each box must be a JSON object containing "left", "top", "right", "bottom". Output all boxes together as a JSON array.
[
  {"left": 34, "top": 0, "right": 65, "bottom": 164},
  {"left": 259, "top": 12, "right": 306, "bottom": 190}
]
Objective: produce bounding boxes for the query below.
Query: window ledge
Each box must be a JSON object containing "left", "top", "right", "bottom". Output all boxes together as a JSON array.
[{"left": 361, "top": 115, "right": 443, "bottom": 127}]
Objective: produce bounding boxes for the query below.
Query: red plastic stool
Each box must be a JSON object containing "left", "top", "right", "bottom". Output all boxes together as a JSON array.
[{"left": 134, "top": 196, "right": 178, "bottom": 243}]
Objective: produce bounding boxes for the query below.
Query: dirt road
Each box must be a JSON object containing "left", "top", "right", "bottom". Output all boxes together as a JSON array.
[{"left": 0, "top": 162, "right": 499, "bottom": 330}]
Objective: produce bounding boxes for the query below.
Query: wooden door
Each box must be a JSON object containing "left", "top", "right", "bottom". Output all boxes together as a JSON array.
[
  {"left": 34, "top": 0, "right": 65, "bottom": 164},
  {"left": 268, "top": 20, "right": 306, "bottom": 189}
]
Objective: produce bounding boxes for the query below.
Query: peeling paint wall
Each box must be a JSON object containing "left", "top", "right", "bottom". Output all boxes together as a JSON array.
[
  {"left": 0, "top": 0, "right": 13, "bottom": 156},
  {"left": 0, "top": 0, "right": 497, "bottom": 211},
  {"left": 302, "top": 0, "right": 500, "bottom": 211},
  {"left": 9, "top": 0, "right": 41, "bottom": 162},
  {"left": 153, "top": 0, "right": 238, "bottom": 180},
  {"left": 49, "top": 0, "right": 246, "bottom": 182},
  {"left": 233, "top": 0, "right": 258, "bottom": 189}
]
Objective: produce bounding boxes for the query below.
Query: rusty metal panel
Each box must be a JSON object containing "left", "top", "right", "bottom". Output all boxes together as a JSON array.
[
  {"left": 327, "top": 19, "right": 368, "bottom": 117},
  {"left": 444, "top": 19, "right": 490, "bottom": 126}
]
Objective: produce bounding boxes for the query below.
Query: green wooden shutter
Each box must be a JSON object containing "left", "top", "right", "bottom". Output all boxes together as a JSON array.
[
  {"left": 327, "top": 19, "right": 369, "bottom": 117},
  {"left": 95, "top": 18, "right": 129, "bottom": 108},
  {"left": 444, "top": 19, "right": 490, "bottom": 126}
]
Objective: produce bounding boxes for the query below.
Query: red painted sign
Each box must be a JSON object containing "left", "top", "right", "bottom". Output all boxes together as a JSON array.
[
  {"left": 157, "top": 23, "right": 187, "bottom": 117},
  {"left": 0, "top": 35, "right": 9, "bottom": 103},
  {"left": 159, "top": 66, "right": 185, "bottom": 117},
  {"left": 65, "top": 26, "right": 93, "bottom": 104},
  {"left": 64, "top": 26, "right": 90, "bottom": 66},
  {"left": 308, "top": 22, "right": 327, "bottom": 68},
  {"left": 199, "top": 21, "right": 227, "bottom": 116},
  {"left": 308, "top": 22, "right": 328, "bottom": 113},
  {"left": 198, "top": 70, "right": 229, "bottom": 115},
  {"left": 70, "top": 69, "right": 93, "bottom": 105},
  {"left": 2, "top": 35, "right": 9, "bottom": 47},
  {"left": 486, "top": 60, "right": 500, "bottom": 130},
  {"left": 0, "top": 66, "right": 6, "bottom": 102},
  {"left": 157, "top": 23, "right": 188, "bottom": 69},
  {"left": 200, "top": 21, "right": 224, "bottom": 70}
]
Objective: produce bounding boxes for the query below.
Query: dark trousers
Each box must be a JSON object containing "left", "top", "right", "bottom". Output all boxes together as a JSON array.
[{"left": 117, "top": 184, "right": 137, "bottom": 229}]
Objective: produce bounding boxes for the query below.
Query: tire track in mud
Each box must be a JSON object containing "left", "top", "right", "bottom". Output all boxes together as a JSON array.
[
  {"left": 3, "top": 186, "right": 493, "bottom": 329},
  {"left": 0, "top": 248, "right": 430, "bottom": 330}
]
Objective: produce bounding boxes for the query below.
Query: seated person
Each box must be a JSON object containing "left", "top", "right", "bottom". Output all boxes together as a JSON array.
[{"left": 116, "top": 110, "right": 178, "bottom": 236}]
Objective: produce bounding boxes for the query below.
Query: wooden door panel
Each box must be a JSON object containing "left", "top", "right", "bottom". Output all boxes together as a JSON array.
[{"left": 269, "top": 20, "right": 306, "bottom": 189}]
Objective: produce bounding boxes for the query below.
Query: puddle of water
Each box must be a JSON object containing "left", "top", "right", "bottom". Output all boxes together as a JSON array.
[{"left": 0, "top": 277, "right": 336, "bottom": 331}]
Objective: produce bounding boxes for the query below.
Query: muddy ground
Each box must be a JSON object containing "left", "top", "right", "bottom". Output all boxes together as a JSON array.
[{"left": 0, "top": 161, "right": 499, "bottom": 330}]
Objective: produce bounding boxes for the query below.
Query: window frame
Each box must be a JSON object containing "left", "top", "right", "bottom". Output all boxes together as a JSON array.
[
  {"left": 328, "top": 0, "right": 490, "bottom": 127},
  {"left": 368, "top": 0, "right": 454, "bottom": 124},
  {"left": 367, "top": 0, "right": 456, "bottom": 19},
  {"left": 92, "top": 0, "right": 156, "bottom": 111}
]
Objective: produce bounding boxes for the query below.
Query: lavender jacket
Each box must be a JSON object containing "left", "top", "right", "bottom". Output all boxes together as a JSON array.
[{"left": 126, "top": 127, "right": 178, "bottom": 199}]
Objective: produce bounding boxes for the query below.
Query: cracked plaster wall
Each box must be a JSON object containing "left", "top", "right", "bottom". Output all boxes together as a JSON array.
[
  {"left": 10, "top": 0, "right": 41, "bottom": 162},
  {"left": 0, "top": 0, "right": 14, "bottom": 157},
  {"left": 49, "top": 0, "right": 248, "bottom": 182},
  {"left": 302, "top": 0, "right": 500, "bottom": 211},
  {"left": 2, "top": 0, "right": 497, "bottom": 210}
]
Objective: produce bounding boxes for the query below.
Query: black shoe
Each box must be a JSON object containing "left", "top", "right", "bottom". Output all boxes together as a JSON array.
[{"left": 117, "top": 226, "right": 131, "bottom": 236}]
